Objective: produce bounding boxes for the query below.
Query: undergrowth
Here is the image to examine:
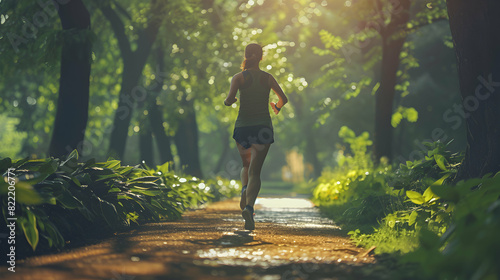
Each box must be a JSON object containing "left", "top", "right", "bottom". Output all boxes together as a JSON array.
[
  {"left": 0, "top": 150, "right": 240, "bottom": 259},
  {"left": 313, "top": 126, "right": 500, "bottom": 279}
]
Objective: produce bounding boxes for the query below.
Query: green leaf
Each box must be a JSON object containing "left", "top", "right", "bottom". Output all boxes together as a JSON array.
[
  {"left": 43, "top": 221, "right": 65, "bottom": 249},
  {"left": 84, "top": 167, "right": 115, "bottom": 176},
  {"left": 98, "top": 198, "right": 119, "bottom": 226},
  {"left": 408, "top": 211, "right": 418, "bottom": 226},
  {"left": 13, "top": 157, "right": 29, "bottom": 168},
  {"left": 430, "top": 173, "right": 452, "bottom": 187},
  {"left": 391, "top": 111, "right": 403, "bottom": 128},
  {"left": 423, "top": 186, "right": 438, "bottom": 203},
  {"left": 338, "top": 126, "right": 356, "bottom": 139},
  {"left": 15, "top": 182, "right": 43, "bottom": 205},
  {"left": 95, "top": 173, "right": 120, "bottom": 182},
  {"left": 82, "top": 158, "right": 96, "bottom": 169},
  {"left": 404, "top": 107, "right": 418, "bottom": 122},
  {"left": 156, "top": 162, "right": 170, "bottom": 175},
  {"left": 60, "top": 149, "right": 79, "bottom": 166},
  {"left": 19, "top": 211, "right": 39, "bottom": 250},
  {"left": 433, "top": 154, "right": 448, "bottom": 171},
  {"left": 118, "top": 166, "right": 135, "bottom": 176},
  {"left": 392, "top": 107, "right": 418, "bottom": 128},
  {"left": 71, "top": 176, "right": 81, "bottom": 187},
  {"left": 406, "top": 190, "right": 425, "bottom": 205},
  {"left": 56, "top": 190, "right": 83, "bottom": 209},
  {"left": 38, "top": 160, "right": 58, "bottom": 174},
  {"left": 101, "top": 160, "right": 121, "bottom": 170},
  {"left": 128, "top": 176, "right": 162, "bottom": 183},
  {"left": 130, "top": 189, "right": 161, "bottom": 196}
]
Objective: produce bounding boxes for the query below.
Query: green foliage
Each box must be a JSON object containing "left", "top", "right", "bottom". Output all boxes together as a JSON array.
[
  {"left": 315, "top": 134, "right": 500, "bottom": 278},
  {"left": 314, "top": 135, "right": 464, "bottom": 255},
  {"left": 404, "top": 174, "right": 500, "bottom": 280},
  {"left": 313, "top": 127, "right": 396, "bottom": 230},
  {"left": 206, "top": 177, "right": 242, "bottom": 202},
  {"left": 349, "top": 225, "right": 419, "bottom": 255},
  {"left": 0, "top": 114, "right": 27, "bottom": 159},
  {"left": 0, "top": 151, "right": 239, "bottom": 252},
  {"left": 391, "top": 106, "right": 418, "bottom": 128},
  {"left": 389, "top": 140, "right": 462, "bottom": 192}
]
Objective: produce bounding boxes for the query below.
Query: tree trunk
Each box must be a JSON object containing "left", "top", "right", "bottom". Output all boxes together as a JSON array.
[
  {"left": 288, "top": 92, "right": 322, "bottom": 178},
  {"left": 107, "top": 61, "right": 143, "bottom": 159},
  {"left": 447, "top": 0, "right": 500, "bottom": 180},
  {"left": 101, "top": 1, "right": 165, "bottom": 159},
  {"left": 148, "top": 100, "right": 174, "bottom": 165},
  {"left": 213, "top": 128, "right": 230, "bottom": 175},
  {"left": 49, "top": 0, "right": 91, "bottom": 158},
  {"left": 173, "top": 100, "right": 203, "bottom": 178},
  {"left": 139, "top": 125, "right": 154, "bottom": 166},
  {"left": 304, "top": 129, "right": 322, "bottom": 178},
  {"left": 373, "top": 37, "right": 406, "bottom": 162},
  {"left": 373, "top": 0, "right": 411, "bottom": 163}
]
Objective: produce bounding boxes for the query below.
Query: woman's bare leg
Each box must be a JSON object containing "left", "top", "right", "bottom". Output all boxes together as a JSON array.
[
  {"left": 245, "top": 143, "right": 271, "bottom": 208},
  {"left": 236, "top": 142, "right": 251, "bottom": 210}
]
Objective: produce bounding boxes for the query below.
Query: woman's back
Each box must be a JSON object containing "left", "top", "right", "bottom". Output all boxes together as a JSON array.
[{"left": 235, "top": 69, "right": 272, "bottom": 128}]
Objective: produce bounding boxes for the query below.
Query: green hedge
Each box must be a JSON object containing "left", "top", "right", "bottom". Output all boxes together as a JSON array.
[
  {"left": 0, "top": 150, "right": 240, "bottom": 255},
  {"left": 313, "top": 126, "right": 500, "bottom": 279}
]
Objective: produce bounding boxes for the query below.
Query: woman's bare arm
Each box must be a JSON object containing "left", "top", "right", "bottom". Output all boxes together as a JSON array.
[
  {"left": 224, "top": 73, "right": 242, "bottom": 106},
  {"left": 269, "top": 74, "right": 287, "bottom": 114}
]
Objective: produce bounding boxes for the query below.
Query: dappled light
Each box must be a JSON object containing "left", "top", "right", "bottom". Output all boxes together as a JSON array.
[{"left": 2, "top": 0, "right": 500, "bottom": 279}]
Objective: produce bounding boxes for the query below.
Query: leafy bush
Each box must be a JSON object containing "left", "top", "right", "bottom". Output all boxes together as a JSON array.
[
  {"left": 314, "top": 127, "right": 500, "bottom": 278},
  {"left": 313, "top": 126, "right": 397, "bottom": 231},
  {"left": 371, "top": 141, "right": 463, "bottom": 247},
  {"left": 404, "top": 173, "right": 500, "bottom": 280},
  {"left": 0, "top": 150, "right": 239, "bottom": 255},
  {"left": 313, "top": 127, "right": 464, "bottom": 254},
  {"left": 388, "top": 140, "right": 462, "bottom": 193}
]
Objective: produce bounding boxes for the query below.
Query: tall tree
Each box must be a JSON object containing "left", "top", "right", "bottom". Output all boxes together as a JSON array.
[
  {"left": 447, "top": 0, "right": 500, "bottom": 180},
  {"left": 100, "top": 0, "right": 165, "bottom": 159},
  {"left": 147, "top": 44, "right": 174, "bottom": 166},
  {"left": 372, "top": 0, "right": 411, "bottom": 163},
  {"left": 173, "top": 99, "right": 203, "bottom": 178},
  {"left": 316, "top": 0, "right": 447, "bottom": 163},
  {"left": 49, "top": 0, "right": 91, "bottom": 157},
  {"left": 148, "top": 99, "right": 174, "bottom": 165}
]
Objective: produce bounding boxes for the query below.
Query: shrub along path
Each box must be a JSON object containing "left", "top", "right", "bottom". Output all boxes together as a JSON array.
[{"left": 1, "top": 196, "right": 400, "bottom": 279}]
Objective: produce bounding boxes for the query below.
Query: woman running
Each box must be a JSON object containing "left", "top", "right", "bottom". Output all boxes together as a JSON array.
[{"left": 223, "top": 43, "right": 288, "bottom": 230}]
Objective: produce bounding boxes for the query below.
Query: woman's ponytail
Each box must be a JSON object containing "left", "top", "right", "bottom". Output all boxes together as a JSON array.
[{"left": 240, "top": 43, "right": 263, "bottom": 70}]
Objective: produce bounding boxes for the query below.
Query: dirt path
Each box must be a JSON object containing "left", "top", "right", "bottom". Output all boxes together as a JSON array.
[{"left": 1, "top": 197, "right": 395, "bottom": 280}]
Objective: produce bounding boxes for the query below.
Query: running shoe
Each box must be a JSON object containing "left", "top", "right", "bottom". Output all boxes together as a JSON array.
[{"left": 241, "top": 206, "right": 255, "bottom": 230}]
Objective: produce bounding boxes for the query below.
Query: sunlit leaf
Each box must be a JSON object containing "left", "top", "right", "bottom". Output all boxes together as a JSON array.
[
  {"left": 406, "top": 190, "right": 425, "bottom": 205},
  {"left": 19, "top": 211, "right": 39, "bottom": 250}
]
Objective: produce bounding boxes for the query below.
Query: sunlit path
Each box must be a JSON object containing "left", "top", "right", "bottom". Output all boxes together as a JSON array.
[{"left": 0, "top": 195, "right": 401, "bottom": 280}]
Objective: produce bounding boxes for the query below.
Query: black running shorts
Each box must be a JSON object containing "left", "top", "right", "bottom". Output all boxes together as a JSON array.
[{"left": 233, "top": 125, "right": 274, "bottom": 149}]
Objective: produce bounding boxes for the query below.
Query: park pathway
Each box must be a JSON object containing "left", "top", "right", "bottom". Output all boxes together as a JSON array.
[{"left": 1, "top": 196, "right": 396, "bottom": 280}]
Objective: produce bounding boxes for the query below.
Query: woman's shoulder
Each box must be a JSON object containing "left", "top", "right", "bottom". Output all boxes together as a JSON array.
[
  {"left": 232, "top": 71, "right": 245, "bottom": 81},
  {"left": 255, "top": 70, "right": 273, "bottom": 78}
]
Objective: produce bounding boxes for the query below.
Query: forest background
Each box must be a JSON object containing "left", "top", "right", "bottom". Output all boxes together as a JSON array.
[{"left": 0, "top": 0, "right": 462, "bottom": 183}]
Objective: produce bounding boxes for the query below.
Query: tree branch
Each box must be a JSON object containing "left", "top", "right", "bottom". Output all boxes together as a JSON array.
[
  {"left": 374, "top": 0, "right": 386, "bottom": 26},
  {"left": 136, "top": 0, "right": 166, "bottom": 58},
  {"left": 100, "top": 4, "right": 132, "bottom": 60},
  {"left": 385, "top": 0, "right": 411, "bottom": 36},
  {"left": 112, "top": 0, "right": 132, "bottom": 21}
]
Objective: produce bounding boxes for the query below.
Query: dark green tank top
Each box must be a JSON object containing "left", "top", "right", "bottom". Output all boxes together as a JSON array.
[{"left": 235, "top": 70, "right": 272, "bottom": 128}]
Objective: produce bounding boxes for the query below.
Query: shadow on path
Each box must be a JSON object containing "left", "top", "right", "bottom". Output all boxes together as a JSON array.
[{"left": 0, "top": 197, "right": 399, "bottom": 280}]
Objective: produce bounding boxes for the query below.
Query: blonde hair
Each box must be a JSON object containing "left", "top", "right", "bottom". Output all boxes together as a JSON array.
[{"left": 240, "top": 43, "right": 263, "bottom": 70}]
